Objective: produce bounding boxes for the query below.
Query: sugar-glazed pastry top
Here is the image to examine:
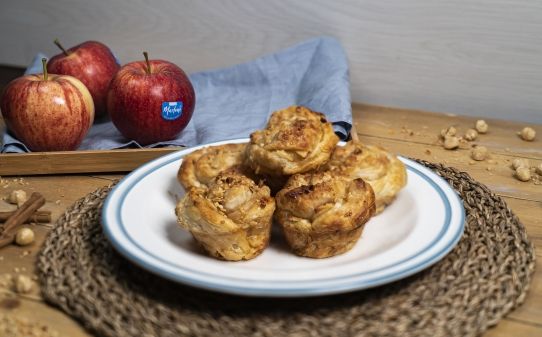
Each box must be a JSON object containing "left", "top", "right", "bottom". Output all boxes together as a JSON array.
[
  {"left": 175, "top": 170, "right": 276, "bottom": 261},
  {"left": 275, "top": 170, "right": 376, "bottom": 258},
  {"left": 177, "top": 143, "right": 246, "bottom": 190},
  {"left": 327, "top": 142, "right": 407, "bottom": 214},
  {"left": 245, "top": 106, "right": 339, "bottom": 175}
]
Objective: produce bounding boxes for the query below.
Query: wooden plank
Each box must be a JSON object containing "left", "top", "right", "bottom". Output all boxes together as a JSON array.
[
  {"left": 0, "top": 148, "right": 179, "bottom": 176},
  {"left": 0, "top": 175, "right": 115, "bottom": 336},
  {"left": 0, "top": 175, "right": 116, "bottom": 279},
  {"left": 1, "top": 297, "right": 92, "bottom": 337},
  {"left": 359, "top": 135, "right": 542, "bottom": 202},
  {"left": 353, "top": 104, "right": 542, "bottom": 160},
  {"left": 484, "top": 319, "right": 542, "bottom": 337}
]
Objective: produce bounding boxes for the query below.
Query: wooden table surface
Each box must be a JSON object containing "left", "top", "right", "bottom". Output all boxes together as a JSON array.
[{"left": 0, "top": 103, "right": 540, "bottom": 336}]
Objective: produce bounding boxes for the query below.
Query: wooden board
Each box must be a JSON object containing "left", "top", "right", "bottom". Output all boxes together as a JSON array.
[{"left": 0, "top": 148, "right": 179, "bottom": 176}]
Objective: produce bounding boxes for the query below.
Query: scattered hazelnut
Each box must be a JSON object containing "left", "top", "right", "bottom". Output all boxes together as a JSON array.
[
  {"left": 15, "top": 228, "right": 35, "bottom": 246},
  {"left": 536, "top": 163, "right": 542, "bottom": 175},
  {"left": 464, "top": 129, "right": 478, "bottom": 141},
  {"left": 443, "top": 136, "right": 459, "bottom": 150},
  {"left": 14, "top": 274, "right": 33, "bottom": 294},
  {"left": 512, "top": 158, "right": 530, "bottom": 170},
  {"left": 8, "top": 190, "right": 27, "bottom": 207},
  {"left": 519, "top": 127, "right": 536, "bottom": 141},
  {"left": 475, "top": 120, "right": 488, "bottom": 133},
  {"left": 440, "top": 126, "right": 457, "bottom": 138},
  {"left": 471, "top": 146, "right": 489, "bottom": 161},
  {"left": 515, "top": 167, "right": 531, "bottom": 182}
]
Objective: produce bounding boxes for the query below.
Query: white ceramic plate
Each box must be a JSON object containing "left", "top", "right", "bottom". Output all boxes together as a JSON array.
[{"left": 102, "top": 138, "right": 465, "bottom": 297}]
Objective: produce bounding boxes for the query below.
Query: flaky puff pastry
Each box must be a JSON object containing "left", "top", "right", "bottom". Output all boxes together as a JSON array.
[
  {"left": 275, "top": 171, "right": 376, "bottom": 258},
  {"left": 177, "top": 143, "right": 287, "bottom": 194},
  {"left": 245, "top": 106, "right": 339, "bottom": 175},
  {"left": 177, "top": 143, "right": 246, "bottom": 190},
  {"left": 175, "top": 171, "right": 276, "bottom": 261},
  {"left": 328, "top": 142, "right": 407, "bottom": 214}
]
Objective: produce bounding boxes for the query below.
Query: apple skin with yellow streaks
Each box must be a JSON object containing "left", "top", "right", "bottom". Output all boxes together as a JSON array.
[
  {"left": 1, "top": 72, "right": 94, "bottom": 151},
  {"left": 47, "top": 40, "right": 119, "bottom": 118}
]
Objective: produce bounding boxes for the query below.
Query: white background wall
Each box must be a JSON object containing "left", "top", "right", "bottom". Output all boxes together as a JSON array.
[{"left": 0, "top": 0, "right": 541, "bottom": 123}]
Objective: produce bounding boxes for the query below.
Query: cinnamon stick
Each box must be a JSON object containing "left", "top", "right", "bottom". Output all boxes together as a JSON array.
[
  {"left": 0, "top": 235, "right": 15, "bottom": 247},
  {"left": 0, "top": 192, "right": 45, "bottom": 248},
  {"left": 0, "top": 210, "right": 51, "bottom": 224}
]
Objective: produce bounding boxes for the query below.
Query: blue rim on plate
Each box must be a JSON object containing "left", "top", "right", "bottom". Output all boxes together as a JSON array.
[{"left": 102, "top": 139, "right": 465, "bottom": 297}]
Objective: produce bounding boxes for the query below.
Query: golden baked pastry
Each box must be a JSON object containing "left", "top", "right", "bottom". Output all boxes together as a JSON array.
[
  {"left": 328, "top": 142, "right": 407, "bottom": 214},
  {"left": 177, "top": 143, "right": 246, "bottom": 190},
  {"left": 175, "top": 171, "right": 276, "bottom": 261},
  {"left": 275, "top": 171, "right": 376, "bottom": 258},
  {"left": 245, "top": 106, "right": 339, "bottom": 175}
]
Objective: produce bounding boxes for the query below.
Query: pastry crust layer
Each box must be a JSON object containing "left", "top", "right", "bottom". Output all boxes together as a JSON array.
[
  {"left": 328, "top": 142, "right": 407, "bottom": 214},
  {"left": 245, "top": 106, "right": 339, "bottom": 175},
  {"left": 275, "top": 171, "right": 376, "bottom": 258},
  {"left": 178, "top": 143, "right": 246, "bottom": 190},
  {"left": 176, "top": 171, "right": 276, "bottom": 261}
]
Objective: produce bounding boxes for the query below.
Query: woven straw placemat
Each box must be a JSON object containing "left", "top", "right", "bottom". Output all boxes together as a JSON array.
[{"left": 36, "top": 160, "right": 536, "bottom": 337}]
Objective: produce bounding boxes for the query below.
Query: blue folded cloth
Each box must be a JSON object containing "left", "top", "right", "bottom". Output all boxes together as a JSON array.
[{"left": 1, "top": 36, "right": 352, "bottom": 153}]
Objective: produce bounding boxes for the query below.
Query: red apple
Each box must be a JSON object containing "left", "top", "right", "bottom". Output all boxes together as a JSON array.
[
  {"left": 1, "top": 58, "right": 94, "bottom": 151},
  {"left": 107, "top": 52, "right": 195, "bottom": 145},
  {"left": 47, "top": 39, "right": 119, "bottom": 118}
]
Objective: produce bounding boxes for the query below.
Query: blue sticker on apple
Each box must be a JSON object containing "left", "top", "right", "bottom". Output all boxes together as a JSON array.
[{"left": 161, "top": 101, "right": 183, "bottom": 120}]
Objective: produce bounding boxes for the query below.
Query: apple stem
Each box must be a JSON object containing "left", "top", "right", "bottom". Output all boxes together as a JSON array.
[
  {"left": 42, "top": 58, "right": 48, "bottom": 81},
  {"left": 143, "top": 51, "right": 151, "bottom": 74},
  {"left": 53, "top": 38, "right": 70, "bottom": 56}
]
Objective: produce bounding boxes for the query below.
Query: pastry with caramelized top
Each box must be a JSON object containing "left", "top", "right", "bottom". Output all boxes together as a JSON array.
[
  {"left": 327, "top": 142, "right": 407, "bottom": 214},
  {"left": 175, "top": 171, "right": 276, "bottom": 261},
  {"left": 177, "top": 143, "right": 247, "bottom": 190},
  {"left": 245, "top": 106, "right": 339, "bottom": 176},
  {"left": 275, "top": 171, "right": 376, "bottom": 258}
]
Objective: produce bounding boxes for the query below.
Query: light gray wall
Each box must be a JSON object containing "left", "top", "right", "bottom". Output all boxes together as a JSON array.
[{"left": 1, "top": 0, "right": 541, "bottom": 123}]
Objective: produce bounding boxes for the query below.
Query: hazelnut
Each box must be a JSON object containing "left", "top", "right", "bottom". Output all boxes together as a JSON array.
[
  {"left": 475, "top": 120, "right": 488, "bottom": 133},
  {"left": 464, "top": 129, "right": 478, "bottom": 141},
  {"left": 8, "top": 190, "right": 27, "bottom": 207},
  {"left": 536, "top": 163, "right": 542, "bottom": 175},
  {"left": 440, "top": 126, "right": 457, "bottom": 138},
  {"left": 471, "top": 146, "right": 489, "bottom": 161},
  {"left": 443, "top": 136, "right": 459, "bottom": 150},
  {"left": 515, "top": 167, "right": 531, "bottom": 182},
  {"left": 14, "top": 274, "right": 33, "bottom": 294},
  {"left": 15, "top": 228, "right": 35, "bottom": 246},
  {"left": 519, "top": 127, "right": 536, "bottom": 141},
  {"left": 512, "top": 158, "right": 530, "bottom": 170}
]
